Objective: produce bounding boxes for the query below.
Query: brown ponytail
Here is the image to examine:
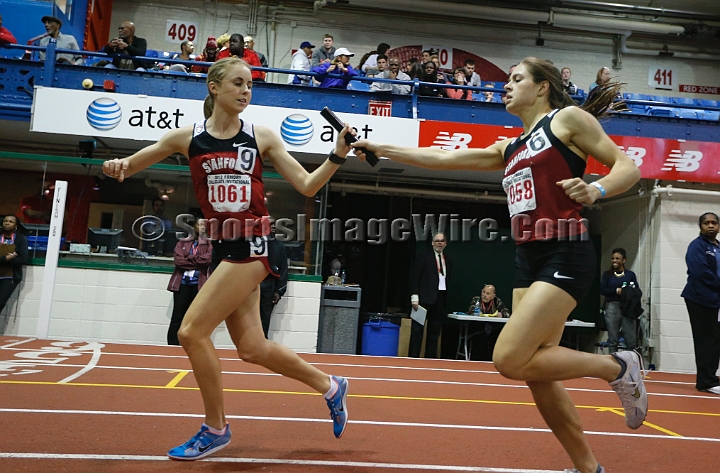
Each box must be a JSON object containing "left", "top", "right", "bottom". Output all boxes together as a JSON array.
[
  {"left": 519, "top": 57, "right": 626, "bottom": 119},
  {"left": 204, "top": 57, "right": 251, "bottom": 119}
]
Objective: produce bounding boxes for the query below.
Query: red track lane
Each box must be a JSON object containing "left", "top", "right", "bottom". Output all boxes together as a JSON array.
[{"left": 1, "top": 336, "right": 719, "bottom": 472}]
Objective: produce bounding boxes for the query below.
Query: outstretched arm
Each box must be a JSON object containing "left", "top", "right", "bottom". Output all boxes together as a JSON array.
[
  {"left": 257, "top": 125, "right": 353, "bottom": 197},
  {"left": 554, "top": 107, "right": 640, "bottom": 204},
  {"left": 103, "top": 127, "right": 192, "bottom": 182},
  {"left": 352, "top": 139, "right": 509, "bottom": 171}
]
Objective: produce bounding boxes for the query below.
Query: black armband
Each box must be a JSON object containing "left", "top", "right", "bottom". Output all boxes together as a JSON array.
[{"left": 328, "top": 151, "right": 346, "bottom": 165}]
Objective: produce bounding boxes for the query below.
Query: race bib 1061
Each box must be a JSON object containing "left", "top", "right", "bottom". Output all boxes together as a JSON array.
[{"left": 208, "top": 174, "right": 251, "bottom": 213}]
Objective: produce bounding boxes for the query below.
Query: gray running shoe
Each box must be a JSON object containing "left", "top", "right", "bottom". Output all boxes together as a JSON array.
[
  {"left": 564, "top": 465, "right": 605, "bottom": 473},
  {"left": 609, "top": 349, "right": 648, "bottom": 429}
]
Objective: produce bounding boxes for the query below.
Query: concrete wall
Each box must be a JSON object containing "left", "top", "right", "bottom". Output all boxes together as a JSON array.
[
  {"left": 591, "top": 185, "right": 720, "bottom": 373},
  {"left": 0, "top": 266, "right": 321, "bottom": 352}
]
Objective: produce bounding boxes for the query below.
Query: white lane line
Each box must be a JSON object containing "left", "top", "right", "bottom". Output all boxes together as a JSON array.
[
  {"left": 5, "top": 362, "right": 714, "bottom": 400},
  {"left": 57, "top": 345, "right": 103, "bottom": 384},
  {"left": 2, "top": 408, "right": 719, "bottom": 443},
  {"left": 0, "top": 338, "right": 37, "bottom": 349},
  {"left": 0, "top": 452, "right": 554, "bottom": 472}
]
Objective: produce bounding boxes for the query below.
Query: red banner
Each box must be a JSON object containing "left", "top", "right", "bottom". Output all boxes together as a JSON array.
[
  {"left": 679, "top": 84, "right": 720, "bottom": 95},
  {"left": 418, "top": 120, "right": 720, "bottom": 184}
]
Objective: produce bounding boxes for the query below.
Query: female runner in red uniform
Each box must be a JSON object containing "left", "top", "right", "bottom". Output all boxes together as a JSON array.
[
  {"left": 353, "top": 57, "right": 645, "bottom": 473},
  {"left": 103, "top": 57, "right": 352, "bottom": 460}
]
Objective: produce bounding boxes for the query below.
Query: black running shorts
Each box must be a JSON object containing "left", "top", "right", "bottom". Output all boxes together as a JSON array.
[
  {"left": 514, "top": 239, "right": 596, "bottom": 302},
  {"left": 211, "top": 235, "right": 280, "bottom": 278}
]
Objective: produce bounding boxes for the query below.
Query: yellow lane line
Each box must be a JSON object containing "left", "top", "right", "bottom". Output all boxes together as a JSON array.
[
  {"left": 2, "top": 379, "right": 718, "bottom": 420},
  {"left": 597, "top": 407, "right": 683, "bottom": 437},
  {"left": 164, "top": 371, "right": 190, "bottom": 388}
]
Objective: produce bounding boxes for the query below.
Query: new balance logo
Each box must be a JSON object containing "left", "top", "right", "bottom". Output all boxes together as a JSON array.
[
  {"left": 618, "top": 146, "right": 646, "bottom": 167},
  {"left": 431, "top": 132, "right": 473, "bottom": 150},
  {"left": 553, "top": 271, "right": 574, "bottom": 280},
  {"left": 661, "top": 150, "right": 703, "bottom": 172}
]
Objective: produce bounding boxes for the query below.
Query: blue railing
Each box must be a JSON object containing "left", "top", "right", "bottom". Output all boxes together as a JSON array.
[{"left": 1, "top": 41, "right": 719, "bottom": 142}]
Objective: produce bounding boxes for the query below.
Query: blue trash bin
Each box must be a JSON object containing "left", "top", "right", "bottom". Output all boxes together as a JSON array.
[{"left": 361, "top": 318, "right": 400, "bottom": 356}]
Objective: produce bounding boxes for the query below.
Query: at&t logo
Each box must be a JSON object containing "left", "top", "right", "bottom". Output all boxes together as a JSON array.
[
  {"left": 280, "top": 114, "right": 314, "bottom": 146},
  {"left": 86, "top": 98, "right": 122, "bottom": 131}
]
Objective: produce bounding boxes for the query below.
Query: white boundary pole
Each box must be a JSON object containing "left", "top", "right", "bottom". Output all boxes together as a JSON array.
[{"left": 36, "top": 180, "right": 68, "bottom": 339}]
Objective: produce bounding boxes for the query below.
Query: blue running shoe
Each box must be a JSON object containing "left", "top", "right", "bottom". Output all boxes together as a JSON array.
[
  {"left": 167, "top": 424, "right": 231, "bottom": 460},
  {"left": 326, "top": 376, "right": 349, "bottom": 438}
]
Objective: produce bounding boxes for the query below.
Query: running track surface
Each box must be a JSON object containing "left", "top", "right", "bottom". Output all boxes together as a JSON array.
[{"left": 0, "top": 336, "right": 718, "bottom": 472}]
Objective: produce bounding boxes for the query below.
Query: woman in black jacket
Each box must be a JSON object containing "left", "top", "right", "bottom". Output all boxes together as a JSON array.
[
  {"left": 418, "top": 61, "right": 444, "bottom": 97},
  {"left": 0, "top": 215, "right": 29, "bottom": 314},
  {"left": 681, "top": 212, "right": 720, "bottom": 394}
]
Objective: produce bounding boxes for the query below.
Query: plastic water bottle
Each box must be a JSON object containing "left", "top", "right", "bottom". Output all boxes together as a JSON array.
[
  {"left": 340, "top": 270, "right": 346, "bottom": 285},
  {"left": 473, "top": 300, "right": 481, "bottom": 316}
]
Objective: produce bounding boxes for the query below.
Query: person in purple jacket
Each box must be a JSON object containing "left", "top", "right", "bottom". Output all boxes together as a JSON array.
[
  {"left": 681, "top": 212, "right": 720, "bottom": 395},
  {"left": 312, "top": 47, "right": 358, "bottom": 89},
  {"left": 166, "top": 218, "right": 213, "bottom": 345}
]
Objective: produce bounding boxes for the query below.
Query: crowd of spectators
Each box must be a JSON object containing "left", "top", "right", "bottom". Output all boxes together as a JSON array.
[{"left": 0, "top": 14, "right": 635, "bottom": 104}]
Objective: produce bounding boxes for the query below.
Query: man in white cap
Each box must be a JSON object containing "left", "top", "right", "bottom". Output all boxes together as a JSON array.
[
  {"left": 287, "top": 41, "right": 315, "bottom": 86},
  {"left": 38, "top": 15, "right": 83, "bottom": 65},
  {"left": 311, "top": 47, "right": 358, "bottom": 89}
]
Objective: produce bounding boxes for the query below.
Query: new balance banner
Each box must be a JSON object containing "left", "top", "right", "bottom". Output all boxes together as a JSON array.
[{"left": 419, "top": 120, "right": 720, "bottom": 184}]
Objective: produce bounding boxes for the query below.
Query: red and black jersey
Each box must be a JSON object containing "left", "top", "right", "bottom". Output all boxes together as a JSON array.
[
  {"left": 502, "top": 109, "right": 587, "bottom": 244},
  {"left": 188, "top": 119, "right": 269, "bottom": 239}
]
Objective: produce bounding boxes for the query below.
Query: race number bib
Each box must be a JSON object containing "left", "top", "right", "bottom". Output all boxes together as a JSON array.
[
  {"left": 207, "top": 174, "right": 251, "bottom": 213},
  {"left": 249, "top": 235, "right": 268, "bottom": 257},
  {"left": 502, "top": 167, "right": 537, "bottom": 216}
]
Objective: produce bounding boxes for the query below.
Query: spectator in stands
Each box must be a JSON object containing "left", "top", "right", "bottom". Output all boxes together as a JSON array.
[
  {"left": 590, "top": 66, "right": 611, "bottom": 92},
  {"left": 173, "top": 40, "right": 194, "bottom": 61},
  {"left": 0, "top": 216, "right": 28, "bottom": 316},
  {"left": 0, "top": 14, "right": 18, "bottom": 46},
  {"left": 166, "top": 218, "right": 212, "bottom": 346},
  {"left": 165, "top": 40, "right": 194, "bottom": 72},
  {"left": 446, "top": 67, "right": 473, "bottom": 101},
  {"left": 102, "top": 21, "right": 150, "bottom": 70},
  {"left": 216, "top": 33, "right": 230, "bottom": 55},
  {"left": 407, "top": 60, "right": 423, "bottom": 80},
  {"left": 464, "top": 59, "right": 482, "bottom": 87},
  {"left": 287, "top": 41, "right": 314, "bottom": 86},
  {"left": 312, "top": 47, "right": 358, "bottom": 89},
  {"left": 360, "top": 42, "right": 390, "bottom": 76},
  {"left": 311, "top": 33, "right": 336, "bottom": 67},
  {"left": 421, "top": 49, "right": 432, "bottom": 64},
  {"left": 244, "top": 35, "right": 268, "bottom": 82},
  {"left": 216, "top": 33, "right": 265, "bottom": 81},
  {"left": 482, "top": 83, "right": 495, "bottom": 102},
  {"left": 418, "top": 61, "right": 443, "bottom": 97},
  {"left": 370, "top": 56, "right": 411, "bottom": 94},
  {"left": 38, "top": 15, "right": 83, "bottom": 65},
  {"left": 192, "top": 37, "right": 218, "bottom": 73},
  {"left": 561, "top": 67, "right": 577, "bottom": 95},
  {"left": 430, "top": 54, "right": 450, "bottom": 82}
]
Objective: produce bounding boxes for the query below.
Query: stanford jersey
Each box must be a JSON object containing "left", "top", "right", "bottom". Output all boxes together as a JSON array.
[
  {"left": 188, "top": 120, "right": 269, "bottom": 238},
  {"left": 502, "top": 109, "right": 587, "bottom": 243}
]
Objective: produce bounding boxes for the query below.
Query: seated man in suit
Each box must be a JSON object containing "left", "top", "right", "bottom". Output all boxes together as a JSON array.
[{"left": 410, "top": 232, "right": 451, "bottom": 358}]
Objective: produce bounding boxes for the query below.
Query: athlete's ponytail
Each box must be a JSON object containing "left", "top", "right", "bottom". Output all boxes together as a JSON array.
[
  {"left": 204, "top": 57, "right": 251, "bottom": 119},
  {"left": 519, "top": 57, "right": 626, "bottom": 119}
]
